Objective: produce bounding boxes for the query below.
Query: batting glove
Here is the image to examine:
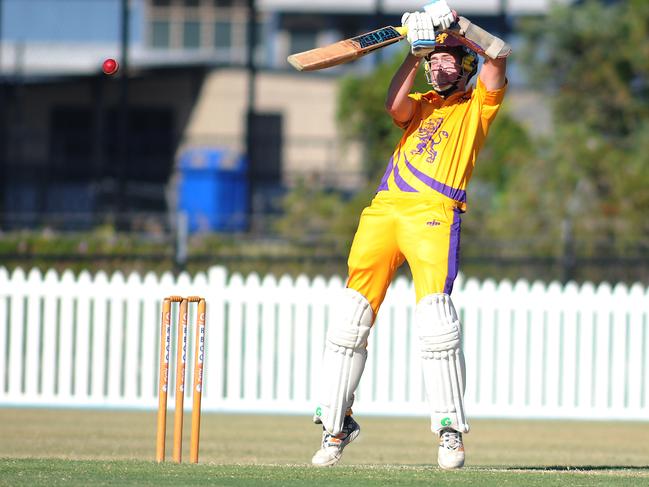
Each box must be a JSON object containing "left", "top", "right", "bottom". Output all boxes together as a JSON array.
[
  {"left": 401, "top": 11, "right": 436, "bottom": 57},
  {"left": 424, "top": 0, "right": 456, "bottom": 31}
]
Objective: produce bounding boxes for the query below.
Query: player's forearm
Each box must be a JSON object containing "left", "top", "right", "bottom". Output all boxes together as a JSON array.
[
  {"left": 385, "top": 53, "right": 421, "bottom": 122},
  {"left": 479, "top": 56, "right": 507, "bottom": 91}
]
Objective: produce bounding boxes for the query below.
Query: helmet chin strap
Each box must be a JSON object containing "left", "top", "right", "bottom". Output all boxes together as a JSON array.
[
  {"left": 430, "top": 71, "right": 470, "bottom": 97},
  {"left": 433, "top": 82, "right": 459, "bottom": 97}
]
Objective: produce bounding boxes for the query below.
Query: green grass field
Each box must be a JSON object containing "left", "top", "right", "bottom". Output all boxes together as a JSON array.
[{"left": 1, "top": 409, "right": 648, "bottom": 486}]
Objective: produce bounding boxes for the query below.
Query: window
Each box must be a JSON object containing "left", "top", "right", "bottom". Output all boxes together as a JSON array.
[
  {"left": 147, "top": 0, "right": 255, "bottom": 51},
  {"left": 152, "top": 20, "right": 171, "bottom": 48},
  {"left": 105, "top": 108, "right": 174, "bottom": 183},
  {"left": 254, "top": 21, "right": 264, "bottom": 48},
  {"left": 289, "top": 30, "right": 316, "bottom": 55},
  {"left": 183, "top": 21, "right": 201, "bottom": 48},
  {"left": 214, "top": 21, "right": 232, "bottom": 49},
  {"left": 247, "top": 112, "right": 283, "bottom": 184},
  {"left": 50, "top": 108, "right": 93, "bottom": 179}
]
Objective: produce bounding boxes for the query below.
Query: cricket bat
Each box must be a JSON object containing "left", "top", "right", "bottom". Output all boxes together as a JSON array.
[
  {"left": 287, "top": 16, "right": 511, "bottom": 72},
  {"left": 287, "top": 26, "right": 407, "bottom": 72}
]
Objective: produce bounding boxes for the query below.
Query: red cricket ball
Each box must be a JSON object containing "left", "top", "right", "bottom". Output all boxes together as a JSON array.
[{"left": 102, "top": 58, "right": 119, "bottom": 75}]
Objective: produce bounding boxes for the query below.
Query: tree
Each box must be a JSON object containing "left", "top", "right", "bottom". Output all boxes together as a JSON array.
[
  {"left": 521, "top": 0, "right": 649, "bottom": 137},
  {"left": 489, "top": 0, "right": 649, "bottom": 258}
]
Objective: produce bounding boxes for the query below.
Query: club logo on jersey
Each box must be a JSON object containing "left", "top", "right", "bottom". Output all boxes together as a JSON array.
[
  {"left": 411, "top": 117, "right": 448, "bottom": 164},
  {"left": 441, "top": 417, "right": 452, "bottom": 427}
]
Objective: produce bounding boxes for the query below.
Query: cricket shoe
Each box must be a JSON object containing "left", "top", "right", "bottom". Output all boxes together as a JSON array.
[
  {"left": 437, "top": 428, "right": 465, "bottom": 470},
  {"left": 311, "top": 416, "right": 360, "bottom": 467}
]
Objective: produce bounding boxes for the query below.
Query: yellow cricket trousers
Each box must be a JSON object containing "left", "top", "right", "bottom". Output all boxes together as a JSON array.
[{"left": 346, "top": 191, "right": 462, "bottom": 317}]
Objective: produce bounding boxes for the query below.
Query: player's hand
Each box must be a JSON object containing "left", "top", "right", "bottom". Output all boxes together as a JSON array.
[
  {"left": 423, "top": 0, "right": 456, "bottom": 31},
  {"left": 401, "top": 11, "right": 436, "bottom": 57}
]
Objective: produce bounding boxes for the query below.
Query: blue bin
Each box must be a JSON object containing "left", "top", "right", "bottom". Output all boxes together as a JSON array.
[{"left": 177, "top": 148, "right": 248, "bottom": 232}]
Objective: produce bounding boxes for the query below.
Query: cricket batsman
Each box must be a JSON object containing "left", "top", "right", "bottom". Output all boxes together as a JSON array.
[{"left": 311, "top": 0, "right": 509, "bottom": 469}]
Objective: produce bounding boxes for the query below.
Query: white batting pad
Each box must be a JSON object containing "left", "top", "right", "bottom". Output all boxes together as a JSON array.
[
  {"left": 315, "top": 288, "right": 373, "bottom": 435},
  {"left": 416, "top": 293, "right": 469, "bottom": 434}
]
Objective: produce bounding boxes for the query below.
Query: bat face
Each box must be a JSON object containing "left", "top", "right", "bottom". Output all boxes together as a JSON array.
[{"left": 287, "top": 26, "right": 406, "bottom": 72}]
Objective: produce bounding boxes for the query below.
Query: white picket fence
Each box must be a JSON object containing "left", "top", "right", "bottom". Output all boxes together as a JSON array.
[{"left": 0, "top": 265, "right": 648, "bottom": 421}]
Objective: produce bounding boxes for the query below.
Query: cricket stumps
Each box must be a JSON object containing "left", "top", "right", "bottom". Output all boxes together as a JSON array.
[{"left": 156, "top": 296, "right": 206, "bottom": 464}]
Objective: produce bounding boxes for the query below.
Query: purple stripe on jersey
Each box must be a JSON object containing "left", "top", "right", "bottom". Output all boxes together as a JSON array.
[
  {"left": 377, "top": 156, "right": 395, "bottom": 191},
  {"left": 403, "top": 155, "right": 467, "bottom": 203},
  {"left": 393, "top": 162, "right": 418, "bottom": 192},
  {"left": 444, "top": 208, "right": 462, "bottom": 295}
]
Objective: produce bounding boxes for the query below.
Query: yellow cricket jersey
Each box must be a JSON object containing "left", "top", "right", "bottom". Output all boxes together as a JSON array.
[
  {"left": 347, "top": 78, "right": 507, "bottom": 314},
  {"left": 377, "top": 77, "right": 507, "bottom": 211}
]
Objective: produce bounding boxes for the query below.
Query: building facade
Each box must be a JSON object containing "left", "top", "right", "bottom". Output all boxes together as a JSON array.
[{"left": 0, "top": 0, "right": 561, "bottom": 230}]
